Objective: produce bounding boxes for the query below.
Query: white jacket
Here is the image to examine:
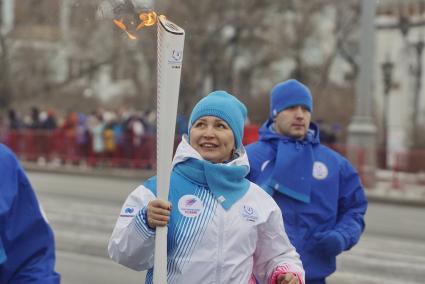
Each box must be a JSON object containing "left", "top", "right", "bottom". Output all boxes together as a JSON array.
[{"left": 108, "top": 138, "right": 304, "bottom": 284}]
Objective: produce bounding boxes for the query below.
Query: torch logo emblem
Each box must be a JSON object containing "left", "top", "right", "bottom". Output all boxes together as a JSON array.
[{"left": 169, "top": 50, "right": 183, "bottom": 64}]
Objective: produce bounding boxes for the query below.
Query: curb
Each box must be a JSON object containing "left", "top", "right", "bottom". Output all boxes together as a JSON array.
[
  {"left": 23, "top": 161, "right": 154, "bottom": 180},
  {"left": 365, "top": 189, "right": 425, "bottom": 207}
]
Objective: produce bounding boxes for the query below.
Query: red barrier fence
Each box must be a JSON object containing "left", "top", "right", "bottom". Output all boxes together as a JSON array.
[
  {"left": 4, "top": 129, "right": 157, "bottom": 169},
  {"left": 327, "top": 143, "right": 425, "bottom": 188},
  {"left": 3, "top": 129, "right": 425, "bottom": 175}
]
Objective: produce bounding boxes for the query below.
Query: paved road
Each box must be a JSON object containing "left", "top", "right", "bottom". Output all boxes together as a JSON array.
[
  {"left": 328, "top": 202, "right": 425, "bottom": 284},
  {"left": 28, "top": 171, "right": 425, "bottom": 284},
  {"left": 56, "top": 251, "right": 145, "bottom": 284}
]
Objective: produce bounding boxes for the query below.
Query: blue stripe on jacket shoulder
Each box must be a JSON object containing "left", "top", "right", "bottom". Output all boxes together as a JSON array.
[{"left": 143, "top": 176, "right": 157, "bottom": 196}]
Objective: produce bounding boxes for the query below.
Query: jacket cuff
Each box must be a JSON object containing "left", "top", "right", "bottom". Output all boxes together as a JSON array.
[
  {"left": 335, "top": 229, "right": 349, "bottom": 251},
  {"left": 337, "top": 220, "right": 362, "bottom": 250},
  {"left": 134, "top": 207, "right": 156, "bottom": 240},
  {"left": 269, "top": 264, "right": 304, "bottom": 284}
]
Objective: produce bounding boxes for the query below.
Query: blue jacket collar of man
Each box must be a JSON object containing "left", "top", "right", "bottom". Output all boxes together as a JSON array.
[
  {"left": 257, "top": 119, "right": 320, "bottom": 203},
  {"left": 258, "top": 118, "right": 321, "bottom": 146}
]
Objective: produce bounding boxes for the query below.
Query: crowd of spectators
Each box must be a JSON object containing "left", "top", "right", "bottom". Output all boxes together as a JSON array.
[
  {"left": 0, "top": 107, "right": 341, "bottom": 168},
  {"left": 1, "top": 106, "right": 188, "bottom": 168},
  {"left": 0, "top": 106, "right": 294, "bottom": 169}
]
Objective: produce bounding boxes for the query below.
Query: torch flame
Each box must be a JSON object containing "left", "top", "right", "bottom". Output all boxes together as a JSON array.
[
  {"left": 114, "top": 11, "right": 162, "bottom": 40},
  {"left": 136, "top": 11, "right": 158, "bottom": 30},
  {"left": 113, "top": 19, "right": 137, "bottom": 40}
]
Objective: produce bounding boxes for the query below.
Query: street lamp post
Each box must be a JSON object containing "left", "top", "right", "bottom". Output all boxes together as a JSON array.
[
  {"left": 381, "top": 58, "right": 394, "bottom": 169},
  {"left": 347, "top": 0, "right": 377, "bottom": 188},
  {"left": 412, "top": 39, "right": 424, "bottom": 148}
]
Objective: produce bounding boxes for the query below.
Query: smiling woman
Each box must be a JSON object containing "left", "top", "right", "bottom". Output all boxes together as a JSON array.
[
  {"left": 108, "top": 90, "right": 305, "bottom": 284},
  {"left": 189, "top": 116, "right": 235, "bottom": 163},
  {"left": 187, "top": 91, "right": 247, "bottom": 164}
]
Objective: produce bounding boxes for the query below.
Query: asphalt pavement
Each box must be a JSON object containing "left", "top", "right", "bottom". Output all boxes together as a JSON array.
[{"left": 26, "top": 167, "right": 425, "bottom": 284}]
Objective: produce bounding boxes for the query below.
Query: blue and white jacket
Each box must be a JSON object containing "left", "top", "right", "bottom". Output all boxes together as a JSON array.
[
  {"left": 108, "top": 137, "right": 304, "bottom": 284},
  {"left": 0, "top": 144, "right": 60, "bottom": 283},
  {"left": 246, "top": 122, "right": 368, "bottom": 281}
]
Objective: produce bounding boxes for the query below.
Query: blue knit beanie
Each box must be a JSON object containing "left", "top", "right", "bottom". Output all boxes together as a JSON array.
[
  {"left": 270, "top": 79, "right": 313, "bottom": 118},
  {"left": 189, "top": 90, "right": 247, "bottom": 149}
]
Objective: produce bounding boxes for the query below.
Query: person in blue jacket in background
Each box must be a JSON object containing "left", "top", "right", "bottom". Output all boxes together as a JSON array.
[
  {"left": 0, "top": 143, "right": 60, "bottom": 283},
  {"left": 246, "top": 79, "right": 368, "bottom": 284}
]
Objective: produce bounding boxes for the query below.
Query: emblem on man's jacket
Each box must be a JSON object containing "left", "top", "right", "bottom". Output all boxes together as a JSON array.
[{"left": 312, "top": 161, "right": 328, "bottom": 180}]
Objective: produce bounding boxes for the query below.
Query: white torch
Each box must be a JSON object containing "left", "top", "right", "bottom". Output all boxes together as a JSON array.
[
  {"left": 154, "top": 16, "right": 185, "bottom": 284},
  {"left": 101, "top": 1, "right": 185, "bottom": 282}
]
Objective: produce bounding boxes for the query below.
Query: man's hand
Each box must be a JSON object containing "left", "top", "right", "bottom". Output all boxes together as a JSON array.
[
  {"left": 314, "top": 230, "right": 346, "bottom": 256},
  {"left": 146, "top": 199, "right": 172, "bottom": 228},
  {"left": 276, "top": 273, "right": 299, "bottom": 284}
]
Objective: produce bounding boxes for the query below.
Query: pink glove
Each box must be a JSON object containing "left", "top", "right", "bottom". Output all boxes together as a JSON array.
[{"left": 270, "top": 265, "right": 303, "bottom": 284}]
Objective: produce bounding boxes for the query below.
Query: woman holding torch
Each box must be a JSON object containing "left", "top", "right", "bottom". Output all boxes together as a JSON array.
[{"left": 108, "top": 91, "right": 304, "bottom": 284}]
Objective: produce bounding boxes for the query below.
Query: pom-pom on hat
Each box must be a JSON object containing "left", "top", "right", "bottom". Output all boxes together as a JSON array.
[
  {"left": 189, "top": 90, "right": 247, "bottom": 149},
  {"left": 270, "top": 79, "right": 313, "bottom": 118}
]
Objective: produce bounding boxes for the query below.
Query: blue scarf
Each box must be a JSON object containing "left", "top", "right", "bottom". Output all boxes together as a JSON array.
[
  {"left": 174, "top": 158, "right": 250, "bottom": 210},
  {"left": 259, "top": 121, "right": 318, "bottom": 203},
  {"left": 0, "top": 237, "right": 6, "bottom": 264}
]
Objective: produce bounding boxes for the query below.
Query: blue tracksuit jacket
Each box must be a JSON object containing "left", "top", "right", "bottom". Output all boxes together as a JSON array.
[
  {"left": 246, "top": 122, "right": 367, "bottom": 281},
  {"left": 0, "top": 144, "right": 60, "bottom": 283}
]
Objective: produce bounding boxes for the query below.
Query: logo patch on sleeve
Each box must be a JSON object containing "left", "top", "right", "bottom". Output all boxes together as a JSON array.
[{"left": 120, "top": 205, "right": 136, "bottom": 217}]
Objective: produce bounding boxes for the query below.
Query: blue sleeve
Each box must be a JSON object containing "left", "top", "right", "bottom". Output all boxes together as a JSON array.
[
  {"left": 0, "top": 145, "right": 60, "bottom": 284},
  {"left": 0, "top": 237, "right": 6, "bottom": 265},
  {"left": 335, "top": 159, "right": 368, "bottom": 251},
  {"left": 246, "top": 142, "right": 265, "bottom": 182}
]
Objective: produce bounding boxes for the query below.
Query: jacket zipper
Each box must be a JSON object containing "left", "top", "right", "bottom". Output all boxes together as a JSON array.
[{"left": 216, "top": 205, "right": 224, "bottom": 283}]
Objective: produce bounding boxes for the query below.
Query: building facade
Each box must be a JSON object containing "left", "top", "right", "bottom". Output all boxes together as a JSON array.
[{"left": 376, "top": 0, "right": 425, "bottom": 161}]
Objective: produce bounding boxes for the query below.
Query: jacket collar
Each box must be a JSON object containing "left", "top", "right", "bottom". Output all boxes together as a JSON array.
[{"left": 258, "top": 119, "right": 321, "bottom": 146}]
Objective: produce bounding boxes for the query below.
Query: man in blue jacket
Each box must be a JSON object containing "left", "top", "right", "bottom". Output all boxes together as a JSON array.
[
  {"left": 0, "top": 143, "right": 60, "bottom": 283},
  {"left": 246, "top": 79, "right": 368, "bottom": 284}
]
